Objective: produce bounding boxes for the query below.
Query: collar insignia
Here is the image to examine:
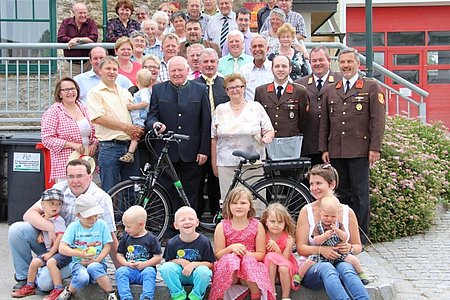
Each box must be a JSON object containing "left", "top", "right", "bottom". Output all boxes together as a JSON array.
[
  {"left": 328, "top": 75, "right": 334, "bottom": 83},
  {"left": 336, "top": 80, "right": 343, "bottom": 89},
  {"left": 286, "top": 84, "right": 294, "bottom": 94},
  {"left": 308, "top": 77, "right": 313, "bottom": 85},
  {"left": 267, "top": 83, "right": 275, "bottom": 93},
  {"left": 356, "top": 79, "right": 364, "bottom": 89}
]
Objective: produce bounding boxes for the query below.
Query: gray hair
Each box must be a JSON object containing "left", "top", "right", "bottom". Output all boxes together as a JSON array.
[
  {"left": 339, "top": 47, "right": 360, "bottom": 63},
  {"left": 152, "top": 10, "right": 169, "bottom": 24},
  {"left": 227, "top": 29, "right": 244, "bottom": 43},
  {"left": 167, "top": 56, "right": 189, "bottom": 70},
  {"left": 199, "top": 48, "right": 219, "bottom": 61},
  {"left": 187, "top": 43, "right": 206, "bottom": 56},
  {"left": 269, "top": 8, "right": 286, "bottom": 22},
  {"left": 135, "top": 4, "right": 149, "bottom": 15}
]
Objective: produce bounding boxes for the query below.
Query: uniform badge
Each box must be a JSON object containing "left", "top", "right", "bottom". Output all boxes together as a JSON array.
[
  {"left": 356, "top": 103, "right": 363, "bottom": 111},
  {"left": 289, "top": 112, "right": 295, "bottom": 119},
  {"left": 378, "top": 93, "right": 385, "bottom": 104},
  {"left": 336, "top": 81, "right": 342, "bottom": 89},
  {"left": 308, "top": 77, "right": 313, "bottom": 84},
  {"left": 329, "top": 75, "right": 335, "bottom": 83},
  {"left": 286, "top": 84, "right": 294, "bottom": 94},
  {"left": 267, "top": 83, "right": 274, "bottom": 93},
  {"left": 356, "top": 79, "right": 364, "bottom": 89}
]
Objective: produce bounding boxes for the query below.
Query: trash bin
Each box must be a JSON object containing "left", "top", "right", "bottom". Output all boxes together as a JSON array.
[{"left": 1, "top": 134, "right": 45, "bottom": 224}]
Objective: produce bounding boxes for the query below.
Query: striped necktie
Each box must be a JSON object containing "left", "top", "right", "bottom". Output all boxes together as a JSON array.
[{"left": 219, "top": 17, "right": 229, "bottom": 49}]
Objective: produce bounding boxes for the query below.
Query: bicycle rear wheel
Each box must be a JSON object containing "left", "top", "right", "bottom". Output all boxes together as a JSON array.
[
  {"left": 252, "top": 178, "right": 313, "bottom": 222},
  {"left": 108, "top": 179, "right": 171, "bottom": 241}
]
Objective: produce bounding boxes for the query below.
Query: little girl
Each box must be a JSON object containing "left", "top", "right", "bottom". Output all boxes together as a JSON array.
[
  {"left": 119, "top": 68, "right": 152, "bottom": 163},
  {"left": 297, "top": 195, "right": 369, "bottom": 285},
  {"left": 209, "top": 187, "right": 275, "bottom": 300},
  {"left": 261, "top": 203, "right": 301, "bottom": 300}
]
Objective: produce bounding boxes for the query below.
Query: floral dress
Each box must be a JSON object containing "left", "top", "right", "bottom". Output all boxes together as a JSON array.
[
  {"left": 263, "top": 231, "right": 300, "bottom": 291},
  {"left": 209, "top": 218, "right": 275, "bottom": 300}
]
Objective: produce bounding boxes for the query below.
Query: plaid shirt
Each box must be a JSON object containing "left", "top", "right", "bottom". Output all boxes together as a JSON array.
[
  {"left": 157, "top": 59, "right": 169, "bottom": 82},
  {"left": 144, "top": 39, "right": 163, "bottom": 60},
  {"left": 260, "top": 10, "right": 306, "bottom": 38},
  {"left": 41, "top": 101, "right": 97, "bottom": 180},
  {"left": 37, "top": 181, "right": 116, "bottom": 232}
]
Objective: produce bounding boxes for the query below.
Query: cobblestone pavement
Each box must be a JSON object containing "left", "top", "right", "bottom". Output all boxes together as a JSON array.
[{"left": 368, "top": 209, "right": 450, "bottom": 299}]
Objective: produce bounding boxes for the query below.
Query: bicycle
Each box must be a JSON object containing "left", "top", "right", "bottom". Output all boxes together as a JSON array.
[{"left": 108, "top": 130, "right": 314, "bottom": 241}]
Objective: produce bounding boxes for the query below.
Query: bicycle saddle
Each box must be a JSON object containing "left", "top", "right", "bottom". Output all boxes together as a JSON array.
[{"left": 232, "top": 150, "right": 260, "bottom": 162}]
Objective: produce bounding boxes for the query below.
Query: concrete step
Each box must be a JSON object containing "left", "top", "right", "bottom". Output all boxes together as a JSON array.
[{"left": 70, "top": 251, "right": 395, "bottom": 300}]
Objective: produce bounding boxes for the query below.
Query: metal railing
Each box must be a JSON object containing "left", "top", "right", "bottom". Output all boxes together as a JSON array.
[{"left": 0, "top": 42, "right": 429, "bottom": 124}]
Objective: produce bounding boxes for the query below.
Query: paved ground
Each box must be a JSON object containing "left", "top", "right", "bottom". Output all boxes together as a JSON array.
[{"left": 1, "top": 209, "right": 448, "bottom": 299}]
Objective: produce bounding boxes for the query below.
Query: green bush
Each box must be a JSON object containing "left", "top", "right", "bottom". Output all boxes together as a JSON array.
[{"left": 369, "top": 116, "right": 450, "bottom": 242}]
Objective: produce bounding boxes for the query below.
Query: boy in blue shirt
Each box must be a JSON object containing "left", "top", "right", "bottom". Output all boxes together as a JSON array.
[
  {"left": 115, "top": 205, "right": 162, "bottom": 300},
  {"left": 57, "top": 194, "right": 116, "bottom": 300},
  {"left": 159, "top": 206, "right": 215, "bottom": 300}
]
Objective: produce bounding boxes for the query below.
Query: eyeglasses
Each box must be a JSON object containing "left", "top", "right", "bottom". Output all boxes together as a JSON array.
[
  {"left": 67, "top": 174, "right": 87, "bottom": 181},
  {"left": 143, "top": 65, "right": 159, "bottom": 70},
  {"left": 60, "top": 87, "right": 77, "bottom": 93},
  {"left": 226, "top": 85, "right": 245, "bottom": 91}
]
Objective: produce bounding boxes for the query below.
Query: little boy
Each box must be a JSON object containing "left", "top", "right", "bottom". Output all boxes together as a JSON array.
[
  {"left": 159, "top": 206, "right": 215, "bottom": 300},
  {"left": 119, "top": 68, "right": 152, "bottom": 164},
  {"left": 57, "top": 194, "right": 117, "bottom": 300},
  {"left": 115, "top": 205, "right": 162, "bottom": 300},
  {"left": 12, "top": 188, "right": 71, "bottom": 300}
]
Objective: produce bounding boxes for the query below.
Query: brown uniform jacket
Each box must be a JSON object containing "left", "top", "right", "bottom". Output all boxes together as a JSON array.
[
  {"left": 254, "top": 82, "right": 309, "bottom": 137},
  {"left": 318, "top": 76, "right": 386, "bottom": 158},
  {"left": 179, "top": 40, "right": 222, "bottom": 59},
  {"left": 296, "top": 71, "right": 342, "bottom": 156}
]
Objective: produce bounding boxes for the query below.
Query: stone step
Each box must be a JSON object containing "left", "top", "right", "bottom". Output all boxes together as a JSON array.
[{"left": 69, "top": 251, "right": 395, "bottom": 300}]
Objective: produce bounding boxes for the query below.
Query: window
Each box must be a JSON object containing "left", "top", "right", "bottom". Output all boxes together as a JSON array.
[
  {"left": 347, "top": 32, "right": 385, "bottom": 47},
  {"left": 393, "top": 54, "right": 419, "bottom": 66},
  {"left": 427, "top": 51, "right": 450, "bottom": 65},
  {"left": 393, "top": 70, "right": 419, "bottom": 84},
  {"left": 427, "top": 70, "right": 450, "bottom": 84},
  {"left": 428, "top": 31, "right": 450, "bottom": 46},
  {"left": 387, "top": 32, "right": 425, "bottom": 46},
  {"left": 0, "top": 0, "right": 55, "bottom": 72}
]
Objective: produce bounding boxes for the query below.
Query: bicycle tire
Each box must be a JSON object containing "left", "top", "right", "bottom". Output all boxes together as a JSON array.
[
  {"left": 108, "top": 179, "right": 171, "bottom": 241},
  {"left": 252, "top": 178, "right": 313, "bottom": 222}
]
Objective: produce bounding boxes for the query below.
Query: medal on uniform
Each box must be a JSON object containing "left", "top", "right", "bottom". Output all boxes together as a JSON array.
[
  {"left": 289, "top": 112, "right": 295, "bottom": 119},
  {"left": 378, "top": 93, "right": 385, "bottom": 104},
  {"left": 356, "top": 103, "right": 363, "bottom": 111}
]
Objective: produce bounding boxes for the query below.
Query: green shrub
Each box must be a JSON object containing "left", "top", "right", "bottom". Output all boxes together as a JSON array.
[{"left": 369, "top": 116, "right": 450, "bottom": 242}]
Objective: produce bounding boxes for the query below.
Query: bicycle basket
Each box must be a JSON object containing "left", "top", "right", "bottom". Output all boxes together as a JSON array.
[{"left": 266, "top": 135, "right": 303, "bottom": 161}]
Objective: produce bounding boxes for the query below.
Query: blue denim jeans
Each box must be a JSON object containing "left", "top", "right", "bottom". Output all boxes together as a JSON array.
[
  {"left": 98, "top": 141, "right": 140, "bottom": 192},
  {"left": 302, "top": 262, "right": 369, "bottom": 300},
  {"left": 159, "top": 262, "right": 212, "bottom": 300},
  {"left": 116, "top": 266, "right": 157, "bottom": 300},
  {"left": 70, "top": 262, "right": 108, "bottom": 290},
  {"left": 8, "top": 222, "right": 72, "bottom": 292}
]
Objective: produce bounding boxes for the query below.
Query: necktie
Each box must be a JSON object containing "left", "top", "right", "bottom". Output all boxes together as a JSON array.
[
  {"left": 219, "top": 17, "right": 229, "bottom": 49},
  {"left": 317, "top": 79, "right": 323, "bottom": 91},
  {"left": 345, "top": 80, "right": 351, "bottom": 94},
  {"left": 194, "top": 70, "right": 201, "bottom": 79},
  {"left": 206, "top": 77, "right": 215, "bottom": 112},
  {"left": 276, "top": 86, "right": 283, "bottom": 100},
  {"left": 233, "top": 57, "right": 239, "bottom": 73}
]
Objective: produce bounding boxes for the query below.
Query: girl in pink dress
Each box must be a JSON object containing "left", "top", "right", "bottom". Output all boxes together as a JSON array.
[
  {"left": 261, "top": 203, "right": 300, "bottom": 300},
  {"left": 209, "top": 187, "right": 275, "bottom": 300}
]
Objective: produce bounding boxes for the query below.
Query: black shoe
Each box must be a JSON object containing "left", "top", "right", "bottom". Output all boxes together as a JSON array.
[{"left": 12, "top": 280, "right": 27, "bottom": 291}]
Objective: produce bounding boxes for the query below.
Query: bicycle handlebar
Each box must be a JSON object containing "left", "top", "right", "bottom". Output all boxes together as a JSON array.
[{"left": 147, "top": 128, "right": 190, "bottom": 142}]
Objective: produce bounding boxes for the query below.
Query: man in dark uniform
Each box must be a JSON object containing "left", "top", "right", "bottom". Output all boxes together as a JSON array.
[
  {"left": 255, "top": 54, "right": 309, "bottom": 138},
  {"left": 296, "top": 46, "right": 342, "bottom": 167},
  {"left": 194, "top": 48, "right": 229, "bottom": 219},
  {"left": 146, "top": 56, "right": 211, "bottom": 212},
  {"left": 319, "top": 48, "right": 386, "bottom": 244}
]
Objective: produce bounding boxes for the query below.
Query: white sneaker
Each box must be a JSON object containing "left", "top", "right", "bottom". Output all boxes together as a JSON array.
[
  {"left": 56, "top": 287, "right": 72, "bottom": 300},
  {"left": 107, "top": 292, "right": 118, "bottom": 300}
]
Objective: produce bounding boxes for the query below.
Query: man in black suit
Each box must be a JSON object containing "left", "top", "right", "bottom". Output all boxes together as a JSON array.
[
  {"left": 194, "top": 48, "right": 230, "bottom": 219},
  {"left": 146, "top": 56, "right": 211, "bottom": 212},
  {"left": 296, "top": 46, "right": 342, "bottom": 167}
]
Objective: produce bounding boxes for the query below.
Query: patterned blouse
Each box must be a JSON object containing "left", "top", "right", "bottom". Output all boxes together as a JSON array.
[{"left": 106, "top": 18, "right": 141, "bottom": 42}]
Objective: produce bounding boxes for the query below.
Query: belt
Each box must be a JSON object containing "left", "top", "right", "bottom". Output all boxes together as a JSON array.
[{"left": 101, "top": 139, "right": 131, "bottom": 145}]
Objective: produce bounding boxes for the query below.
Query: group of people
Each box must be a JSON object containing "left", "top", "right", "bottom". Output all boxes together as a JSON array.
[
  {"left": 9, "top": 0, "right": 387, "bottom": 299},
  {"left": 9, "top": 159, "right": 371, "bottom": 300}
]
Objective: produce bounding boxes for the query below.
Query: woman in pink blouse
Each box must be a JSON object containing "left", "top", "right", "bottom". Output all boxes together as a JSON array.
[
  {"left": 41, "top": 77, "right": 97, "bottom": 182},
  {"left": 115, "top": 36, "right": 142, "bottom": 85}
]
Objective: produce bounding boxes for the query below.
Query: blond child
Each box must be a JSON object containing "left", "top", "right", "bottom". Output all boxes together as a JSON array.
[
  {"left": 12, "top": 189, "right": 71, "bottom": 300},
  {"left": 119, "top": 68, "right": 152, "bottom": 163},
  {"left": 209, "top": 187, "right": 275, "bottom": 300},
  {"left": 261, "top": 203, "right": 301, "bottom": 300},
  {"left": 159, "top": 206, "right": 215, "bottom": 300},
  {"left": 297, "top": 195, "right": 369, "bottom": 285},
  {"left": 115, "top": 205, "right": 162, "bottom": 300},
  {"left": 57, "top": 194, "right": 117, "bottom": 300}
]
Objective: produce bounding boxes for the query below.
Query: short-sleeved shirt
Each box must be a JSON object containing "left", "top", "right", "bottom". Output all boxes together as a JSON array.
[
  {"left": 212, "top": 101, "right": 274, "bottom": 166},
  {"left": 163, "top": 234, "right": 215, "bottom": 263},
  {"left": 62, "top": 219, "right": 113, "bottom": 264},
  {"left": 43, "top": 215, "right": 66, "bottom": 250},
  {"left": 117, "top": 232, "right": 162, "bottom": 264}
]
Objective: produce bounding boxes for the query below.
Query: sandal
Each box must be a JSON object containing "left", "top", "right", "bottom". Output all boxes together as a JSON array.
[{"left": 119, "top": 152, "right": 134, "bottom": 163}]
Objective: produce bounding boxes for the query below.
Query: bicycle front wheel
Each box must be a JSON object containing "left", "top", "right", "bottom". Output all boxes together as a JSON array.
[
  {"left": 252, "top": 178, "right": 313, "bottom": 222},
  {"left": 108, "top": 179, "right": 171, "bottom": 240}
]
